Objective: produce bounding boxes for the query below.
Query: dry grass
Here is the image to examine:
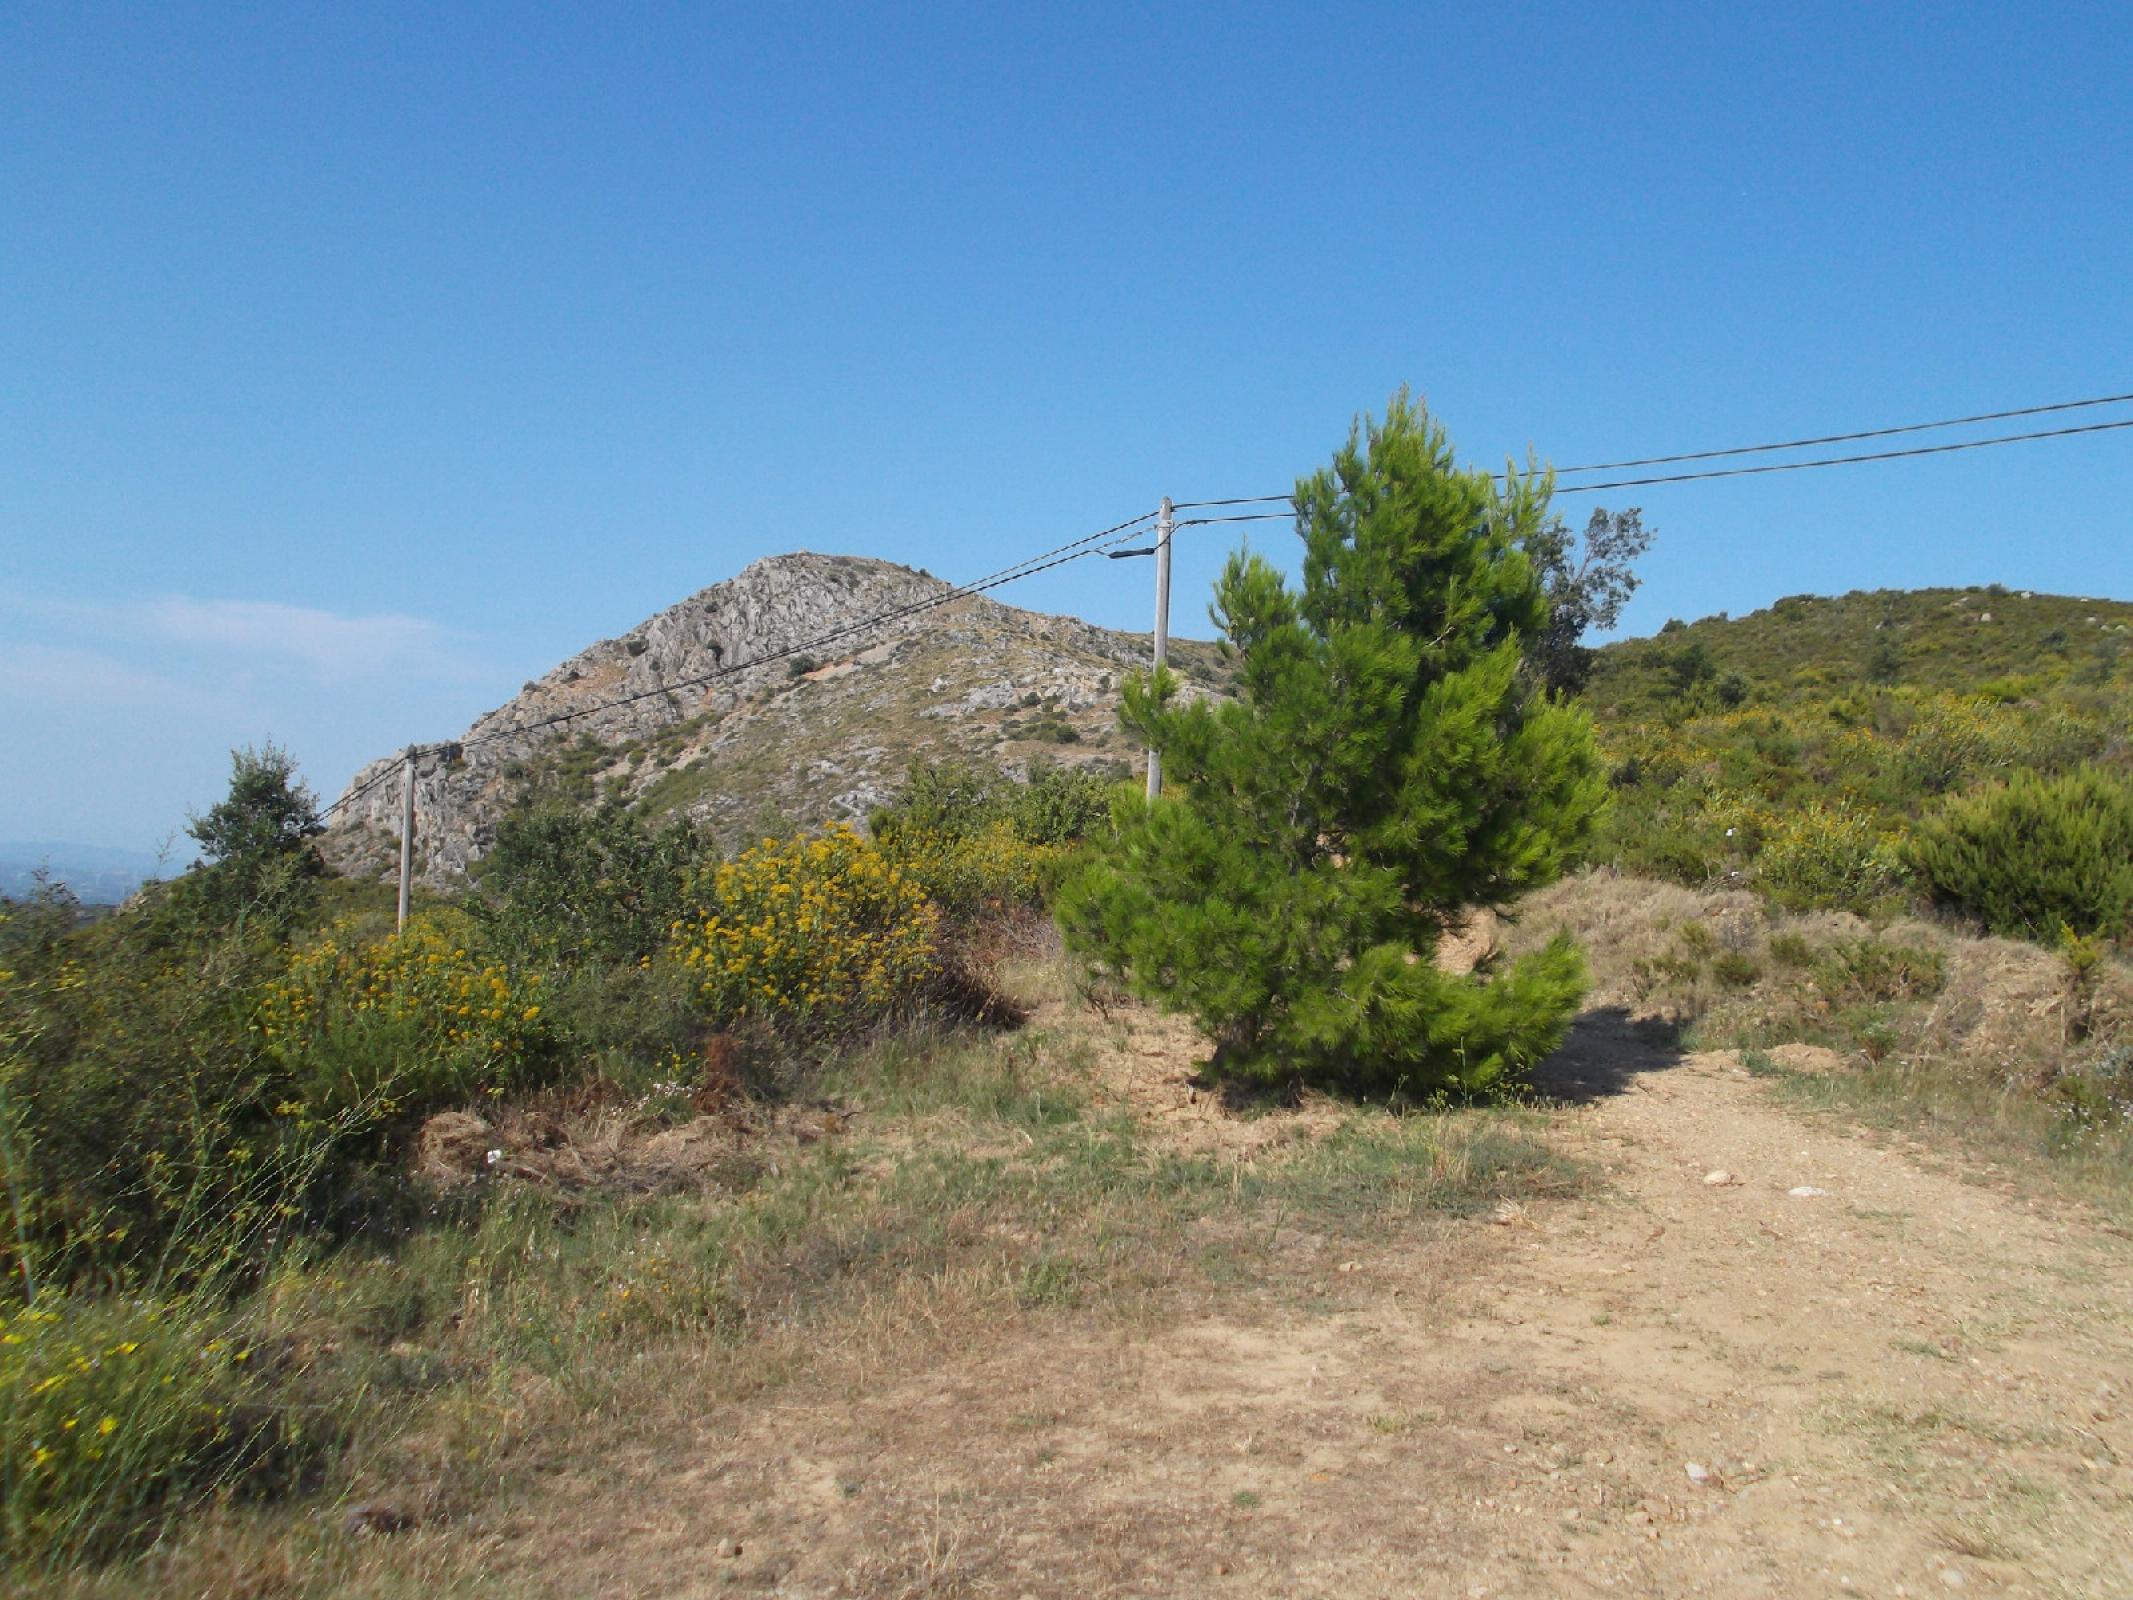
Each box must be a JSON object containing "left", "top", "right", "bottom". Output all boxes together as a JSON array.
[
  {"left": 12, "top": 957, "right": 1580, "bottom": 1596},
  {"left": 1507, "top": 868, "right": 2133, "bottom": 1218}
]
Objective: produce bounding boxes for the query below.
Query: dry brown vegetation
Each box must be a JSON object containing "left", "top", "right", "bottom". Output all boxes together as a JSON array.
[{"left": 1506, "top": 870, "right": 2133, "bottom": 1218}]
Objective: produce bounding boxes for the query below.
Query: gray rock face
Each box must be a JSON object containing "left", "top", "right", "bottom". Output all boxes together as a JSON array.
[{"left": 323, "top": 552, "right": 1229, "bottom": 887}]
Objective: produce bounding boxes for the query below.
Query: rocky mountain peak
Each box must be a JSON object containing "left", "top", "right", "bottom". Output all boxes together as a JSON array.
[{"left": 323, "top": 552, "right": 1228, "bottom": 886}]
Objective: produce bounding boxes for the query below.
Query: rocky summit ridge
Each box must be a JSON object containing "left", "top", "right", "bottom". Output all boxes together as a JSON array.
[{"left": 325, "top": 552, "right": 1226, "bottom": 886}]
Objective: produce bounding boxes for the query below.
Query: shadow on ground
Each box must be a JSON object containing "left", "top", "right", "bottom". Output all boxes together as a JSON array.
[
  {"left": 1528, "top": 1006, "right": 1689, "bottom": 1103},
  {"left": 1171, "top": 1005, "right": 1689, "bottom": 1113}
]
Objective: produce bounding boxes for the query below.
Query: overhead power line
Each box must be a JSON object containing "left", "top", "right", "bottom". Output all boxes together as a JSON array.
[
  {"left": 1548, "top": 387, "right": 2133, "bottom": 475},
  {"left": 1183, "top": 408, "right": 2133, "bottom": 515},
  {"left": 319, "top": 760, "right": 404, "bottom": 823},
  {"left": 331, "top": 384, "right": 2133, "bottom": 831},
  {"left": 1551, "top": 415, "right": 2133, "bottom": 493},
  {"left": 1174, "top": 511, "right": 1299, "bottom": 528},
  {"left": 446, "top": 509, "right": 1160, "bottom": 756}
]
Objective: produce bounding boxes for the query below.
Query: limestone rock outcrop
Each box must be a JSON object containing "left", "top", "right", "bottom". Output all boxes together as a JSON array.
[{"left": 324, "top": 551, "right": 1226, "bottom": 886}]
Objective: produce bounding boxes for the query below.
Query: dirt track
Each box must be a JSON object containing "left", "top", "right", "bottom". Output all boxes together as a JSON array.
[{"left": 490, "top": 1015, "right": 2133, "bottom": 1599}]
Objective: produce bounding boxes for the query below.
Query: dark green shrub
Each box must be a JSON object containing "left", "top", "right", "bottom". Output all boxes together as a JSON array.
[
  {"left": 473, "top": 802, "right": 711, "bottom": 967},
  {"left": 1665, "top": 640, "right": 1717, "bottom": 698},
  {"left": 1711, "top": 950, "right": 1760, "bottom": 987},
  {"left": 869, "top": 761, "right": 1113, "bottom": 924},
  {"left": 1867, "top": 632, "right": 1904, "bottom": 685},
  {"left": 1009, "top": 764, "right": 1112, "bottom": 846},
  {"left": 1768, "top": 931, "right": 1815, "bottom": 967},
  {"left": 1, "top": 899, "right": 296, "bottom": 1287},
  {"left": 870, "top": 762, "right": 1010, "bottom": 839},
  {"left": 871, "top": 759, "right": 1111, "bottom": 854},
  {"left": 1809, "top": 938, "right": 1946, "bottom": 1004},
  {"left": 1905, "top": 767, "right": 2133, "bottom": 941},
  {"left": 1060, "top": 393, "right": 1604, "bottom": 1093}
]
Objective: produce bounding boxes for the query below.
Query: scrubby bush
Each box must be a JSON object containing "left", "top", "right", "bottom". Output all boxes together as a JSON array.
[
  {"left": 671, "top": 825, "right": 936, "bottom": 1029},
  {"left": 1, "top": 922, "right": 288, "bottom": 1286},
  {"left": 1586, "top": 631, "right": 2129, "bottom": 917},
  {"left": 1808, "top": 938, "right": 1946, "bottom": 1003},
  {"left": 1890, "top": 696, "right": 2101, "bottom": 797},
  {"left": 2, "top": 901, "right": 554, "bottom": 1290},
  {"left": 1008, "top": 763, "right": 1114, "bottom": 847},
  {"left": 882, "top": 817, "right": 1071, "bottom": 918},
  {"left": 1754, "top": 800, "right": 1903, "bottom": 912},
  {"left": 256, "top": 907, "right": 559, "bottom": 1122},
  {"left": 473, "top": 801, "right": 711, "bottom": 967},
  {"left": 872, "top": 761, "right": 1113, "bottom": 917},
  {"left": 1906, "top": 767, "right": 2133, "bottom": 941},
  {"left": 873, "top": 760, "right": 1111, "bottom": 849},
  {"left": 0, "top": 1291, "right": 317, "bottom": 1567}
]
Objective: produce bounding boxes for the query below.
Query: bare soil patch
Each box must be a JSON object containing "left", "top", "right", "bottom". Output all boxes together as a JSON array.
[
  {"left": 1036, "top": 985, "right": 1350, "bottom": 1161},
  {"left": 434, "top": 1001, "right": 2133, "bottom": 1600}
]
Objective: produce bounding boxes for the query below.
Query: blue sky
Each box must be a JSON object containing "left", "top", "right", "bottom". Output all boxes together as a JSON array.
[{"left": 4, "top": 2, "right": 2129, "bottom": 852}]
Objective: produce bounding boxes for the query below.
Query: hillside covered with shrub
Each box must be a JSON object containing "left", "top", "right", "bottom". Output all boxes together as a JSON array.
[{"left": 1585, "top": 584, "right": 2133, "bottom": 926}]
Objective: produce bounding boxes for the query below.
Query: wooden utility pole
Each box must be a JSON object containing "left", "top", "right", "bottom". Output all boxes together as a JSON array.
[
  {"left": 396, "top": 747, "right": 416, "bottom": 931},
  {"left": 1146, "top": 495, "right": 1174, "bottom": 801}
]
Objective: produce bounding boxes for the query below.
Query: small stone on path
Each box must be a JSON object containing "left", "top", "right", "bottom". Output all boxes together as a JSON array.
[
  {"left": 1704, "top": 1170, "right": 1735, "bottom": 1187},
  {"left": 1789, "top": 1186, "right": 1829, "bottom": 1198}
]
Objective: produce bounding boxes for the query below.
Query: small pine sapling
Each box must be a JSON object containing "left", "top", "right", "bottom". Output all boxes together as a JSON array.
[{"left": 1059, "top": 393, "right": 1607, "bottom": 1094}]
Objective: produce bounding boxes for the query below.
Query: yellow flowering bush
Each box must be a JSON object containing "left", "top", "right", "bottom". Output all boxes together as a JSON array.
[
  {"left": 255, "top": 908, "right": 556, "bottom": 1120},
  {"left": 1881, "top": 693, "right": 2100, "bottom": 796},
  {"left": 672, "top": 826, "right": 936, "bottom": 1026},
  {"left": 1754, "top": 800, "right": 1904, "bottom": 910},
  {"left": 879, "top": 816, "right": 1072, "bottom": 917},
  {"left": 0, "top": 1291, "right": 308, "bottom": 1563}
]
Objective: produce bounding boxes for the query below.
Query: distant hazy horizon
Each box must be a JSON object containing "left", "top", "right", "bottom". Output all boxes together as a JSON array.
[{"left": 0, "top": 839, "right": 185, "bottom": 903}]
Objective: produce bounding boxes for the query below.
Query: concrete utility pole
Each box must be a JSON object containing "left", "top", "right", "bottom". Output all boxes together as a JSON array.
[
  {"left": 1146, "top": 495, "right": 1174, "bottom": 801},
  {"left": 396, "top": 747, "right": 416, "bottom": 931}
]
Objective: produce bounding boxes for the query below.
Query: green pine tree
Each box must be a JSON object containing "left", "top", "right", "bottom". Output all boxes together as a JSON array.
[{"left": 1058, "top": 393, "right": 1606, "bottom": 1093}]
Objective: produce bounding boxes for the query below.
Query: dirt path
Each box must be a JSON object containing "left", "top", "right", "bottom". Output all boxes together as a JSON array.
[{"left": 490, "top": 1018, "right": 2133, "bottom": 1599}]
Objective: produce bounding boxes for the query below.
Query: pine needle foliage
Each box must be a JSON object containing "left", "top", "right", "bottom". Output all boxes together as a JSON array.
[
  {"left": 1905, "top": 766, "right": 2133, "bottom": 941},
  {"left": 1059, "top": 394, "right": 1607, "bottom": 1093}
]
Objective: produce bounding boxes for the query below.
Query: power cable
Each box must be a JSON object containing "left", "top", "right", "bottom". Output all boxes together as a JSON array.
[
  {"left": 1174, "top": 511, "right": 1298, "bottom": 528},
  {"left": 1184, "top": 411, "right": 2133, "bottom": 515},
  {"left": 1548, "top": 415, "right": 2133, "bottom": 493},
  {"left": 1547, "top": 387, "right": 2133, "bottom": 475},
  {"left": 449, "top": 510, "right": 1159, "bottom": 755},
  {"left": 318, "top": 760, "right": 404, "bottom": 823},
  {"left": 1170, "top": 494, "right": 1296, "bottom": 510}
]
